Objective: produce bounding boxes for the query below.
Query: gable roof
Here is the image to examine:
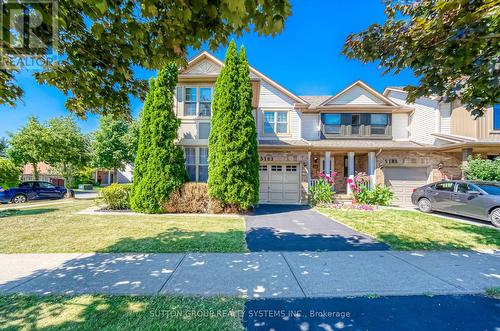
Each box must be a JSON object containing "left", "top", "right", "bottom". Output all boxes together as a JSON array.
[
  {"left": 179, "top": 51, "right": 308, "bottom": 106},
  {"left": 319, "top": 80, "right": 399, "bottom": 107}
]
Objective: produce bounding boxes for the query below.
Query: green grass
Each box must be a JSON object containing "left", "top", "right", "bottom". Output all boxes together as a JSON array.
[
  {"left": 0, "top": 294, "right": 245, "bottom": 330},
  {"left": 0, "top": 200, "right": 247, "bottom": 253},
  {"left": 485, "top": 287, "right": 500, "bottom": 299},
  {"left": 317, "top": 207, "right": 500, "bottom": 251}
]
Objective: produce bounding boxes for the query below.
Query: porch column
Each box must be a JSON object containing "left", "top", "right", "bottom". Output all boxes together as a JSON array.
[
  {"left": 347, "top": 152, "right": 355, "bottom": 195},
  {"left": 324, "top": 151, "right": 331, "bottom": 175},
  {"left": 307, "top": 151, "right": 311, "bottom": 192},
  {"left": 368, "top": 151, "right": 376, "bottom": 188}
]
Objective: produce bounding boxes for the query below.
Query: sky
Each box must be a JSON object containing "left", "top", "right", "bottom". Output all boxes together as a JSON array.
[{"left": 0, "top": 0, "right": 419, "bottom": 139}]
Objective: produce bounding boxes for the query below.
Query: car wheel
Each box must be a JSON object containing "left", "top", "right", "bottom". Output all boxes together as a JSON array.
[
  {"left": 488, "top": 208, "right": 500, "bottom": 228},
  {"left": 418, "top": 198, "right": 432, "bottom": 213},
  {"left": 11, "top": 194, "right": 27, "bottom": 204}
]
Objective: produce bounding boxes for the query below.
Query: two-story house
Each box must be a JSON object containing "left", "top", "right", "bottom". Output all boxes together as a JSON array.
[{"left": 174, "top": 51, "right": 500, "bottom": 207}]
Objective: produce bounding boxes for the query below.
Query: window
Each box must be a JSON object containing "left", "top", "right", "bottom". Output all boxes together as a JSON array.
[
  {"left": 198, "top": 123, "right": 210, "bottom": 139},
  {"left": 199, "top": 88, "right": 212, "bottom": 116},
  {"left": 322, "top": 114, "right": 341, "bottom": 134},
  {"left": 271, "top": 165, "right": 282, "bottom": 171},
  {"left": 286, "top": 165, "right": 297, "bottom": 172},
  {"left": 184, "top": 87, "right": 212, "bottom": 116},
  {"left": 19, "top": 182, "right": 33, "bottom": 188},
  {"left": 263, "top": 111, "right": 288, "bottom": 134},
  {"left": 434, "top": 182, "right": 454, "bottom": 191},
  {"left": 351, "top": 114, "right": 361, "bottom": 135},
  {"left": 370, "top": 114, "right": 389, "bottom": 135},
  {"left": 455, "top": 182, "right": 471, "bottom": 193},
  {"left": 184, "top": 147, "right": 196, "bottom": 181},
  {"left": 198, "top": 148, "right": 208, "bottom": 182},
  {"left": 494, "top": 104, "right": 500, "bottom": 131},
  {"left": 185, "top": 88, "right": 197, "bottom": 116},
  {"left": 477, "top": 183, "right": 500, "bottom": 195},
  {"left": 259, "top": 165, "right": 268, "bottom": 171}
]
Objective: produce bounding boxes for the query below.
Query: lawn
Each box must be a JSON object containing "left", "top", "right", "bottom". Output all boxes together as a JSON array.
[
  {"left": 0, "top": 200, "right": 247, "bottom": 253},
  {"left": 317, "top": 207, "right": 500, "bottom": 251},
  {"left": 0, "top": 294, "right": 244, "bottom": 330}
]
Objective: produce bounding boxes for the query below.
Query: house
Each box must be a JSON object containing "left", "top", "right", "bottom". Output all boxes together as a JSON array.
[
  {"left": 175, "top": 51, "right": 500, "bottom": 207},
  {"left": 93, "top": 164, "right": 134, "bottom": 186},
  {"left": 22, "top": 163, "right": 65, "bottom": 186}
]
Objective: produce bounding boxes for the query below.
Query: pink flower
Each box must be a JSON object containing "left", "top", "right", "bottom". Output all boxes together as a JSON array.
[
  {"left": 331, "top": 171, "right": 338, "bottom": 177},
  {"left": 319, "top": 172, "right": 325, "bottom": 178},
  {"left": 347, "top": 178, "right": 353, "bottom": 184}
]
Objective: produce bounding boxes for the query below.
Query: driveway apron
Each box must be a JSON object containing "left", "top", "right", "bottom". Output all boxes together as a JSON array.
[{"left": 245, "top": 205, "right": 389, "bottom": 251}]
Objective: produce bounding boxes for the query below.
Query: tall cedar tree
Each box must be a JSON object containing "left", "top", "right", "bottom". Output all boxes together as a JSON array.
[
  {"left": 208, "top": 42, "right": 259, "bottom": 209},
  {"left": 130, "top": 63, "right": 187, "bottom": 213}
]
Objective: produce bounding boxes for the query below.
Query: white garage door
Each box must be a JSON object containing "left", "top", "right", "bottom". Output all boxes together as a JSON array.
[
  {"left": 383, "top": 167, "right": 429, "bottom": 207},
  {"left": 259, "top": 164, "right": 301, "bottom": 204}
]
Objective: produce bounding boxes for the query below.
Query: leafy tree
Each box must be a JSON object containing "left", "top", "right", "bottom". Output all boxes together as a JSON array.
[
  {"left": 7, "top": 116, "right": 48, "bottom": 180},
  {"left": 130, "top": 63, "right": 187, "bottom": 213},
  {"left": 1, "top": 0, "right": 291, "bottom": 118},
  {"left": 0, "top": 138, "right": 8, "bottom": 158},
  {"left": 462, "top": 155, "right": 500, "bottom": 181},
  {"left": 343, "top": 0, "right": 500, "bottom": 117},
  {"left": 208, "top": 41, "right": 259, "bottom": 210},
  {"left": 45, "top": 117, "right": 90, "bottom": 190},
  {"left": 91, "top": 115, "right": 136, "bottom": 183},
  {"left": 0, "top": 159, "right": 21, "bottom": 189}
]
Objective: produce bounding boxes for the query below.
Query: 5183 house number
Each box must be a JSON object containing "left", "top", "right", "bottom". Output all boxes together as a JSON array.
[{"left": 260, "top": 156, "right": 273, "bottom": 162}]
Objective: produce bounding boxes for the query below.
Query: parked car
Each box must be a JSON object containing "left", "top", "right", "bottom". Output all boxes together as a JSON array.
[
  {"left": 411, "top": 180, "right": 500, "bottom": 227},
  {"left": 0, "top": 181, "right": 74, "bottom": 204}
]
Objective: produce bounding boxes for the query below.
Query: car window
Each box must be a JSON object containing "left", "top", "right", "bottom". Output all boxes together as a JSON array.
[
  {"left": 477, "top": 184, "right": 500, "bottom": 195},
  {"left": 455, "top": 183, "right": 471, "bottom": 193},
  {"left": 19, "top": 182, "right": 33, "bottom": 188},
  {"left": 38, "top": 182, "right": 55, "bottom": 189},
  {"left": 434, "top": 182, "right": 454, "bottom": 191}
]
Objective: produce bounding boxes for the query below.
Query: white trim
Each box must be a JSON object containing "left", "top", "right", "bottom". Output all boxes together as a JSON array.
[{"left": 320, "top": 80, "right": 399, "bottom": 107}]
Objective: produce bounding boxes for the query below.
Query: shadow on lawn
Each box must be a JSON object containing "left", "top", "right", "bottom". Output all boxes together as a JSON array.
[
  {"left": 100, "top": 228, "right": 247, "bottom": 253},
  {"left": 0, "top": 208, "right": 58, "bottom": 219}
]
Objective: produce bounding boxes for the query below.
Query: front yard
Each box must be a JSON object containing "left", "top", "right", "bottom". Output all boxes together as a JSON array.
[
  {"left": 0, "top": 200, "right": 247, "bottom": 253},
  {"left": 0, "top": 294, "right": 244, "bottom": 330},
  {"left": 318, "top": 207, "right": 500, "bottom": 251}
]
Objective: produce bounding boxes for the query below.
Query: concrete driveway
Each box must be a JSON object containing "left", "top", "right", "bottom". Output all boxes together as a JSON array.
[{"left": 245, "top": 205, "right": 389, "bottom": 251}]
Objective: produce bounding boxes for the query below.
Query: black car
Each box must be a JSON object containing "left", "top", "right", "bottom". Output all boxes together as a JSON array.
[
  {"left": 0, "top": 181, "right": 74, "bottom": 203},
  {"left": 411, "top": 180, "right": 500, "bottom": 227}
]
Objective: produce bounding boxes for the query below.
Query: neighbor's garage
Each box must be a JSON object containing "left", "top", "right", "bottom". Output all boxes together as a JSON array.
[
  {"left": 382, "top": 167, "right": 429, "bottom": 207},
  {"left": 259, "top": 163, "right": 301, "bottom": 204}
]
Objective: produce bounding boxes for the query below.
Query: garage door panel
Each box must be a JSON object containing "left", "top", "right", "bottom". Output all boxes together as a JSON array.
[
  {"left": 383, "top": 167, "right": 428, "bottom": 207},
  {"left": 259, "top": 163, "right": 300, "bottom": 204}
]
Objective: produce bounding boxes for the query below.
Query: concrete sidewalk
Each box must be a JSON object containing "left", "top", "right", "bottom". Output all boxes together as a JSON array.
[{"left": 1, "top": 251, "right": 499, "bottom": 298}]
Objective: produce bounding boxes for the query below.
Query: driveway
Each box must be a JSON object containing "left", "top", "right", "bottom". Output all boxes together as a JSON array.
[{"left": 245, "top": 205, "right": 389, "bottom": 251}]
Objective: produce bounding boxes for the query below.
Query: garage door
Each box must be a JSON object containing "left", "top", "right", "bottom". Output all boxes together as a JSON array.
[
  {"left": 383, "top": 167, "right": 429, "bottom": 207},
  {"left": 259, "top": 164, "right": 300, "bottom": 204}
]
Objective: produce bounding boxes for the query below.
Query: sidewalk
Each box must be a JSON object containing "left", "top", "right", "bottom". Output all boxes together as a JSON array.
[{"left": 1, "top": 251, "right": 499, "bottom": 298}]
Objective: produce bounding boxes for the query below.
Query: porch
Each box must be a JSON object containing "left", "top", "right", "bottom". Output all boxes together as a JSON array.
[{"left": 307, "top": 151, "right": 377, "bottom": 194}]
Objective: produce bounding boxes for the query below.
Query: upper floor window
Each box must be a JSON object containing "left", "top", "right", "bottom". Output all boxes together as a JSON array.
[
  {"left": 370, "top": 114, "right": 389, "bottom": 135},
  {"left": 321, "top": 112, "right": 391, "bottom": 137},
  {"left": 263, "top": 111, "right": 288, "bottom": 135},
  {"left": 493, "top": 104, "right": 500, "bottom": 131},
  {"left": 184, "top": 87, "right": 212, "bottom": 117}
]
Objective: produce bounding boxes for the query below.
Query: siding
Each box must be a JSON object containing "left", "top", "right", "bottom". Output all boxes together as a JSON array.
[
  {"left": 439, "top": 102, "right": 451, "bottom": 134},
  {"left": 328, "top": 86, "right": 385, "bottom": 105},
  {"left": 258, "top": 81, "right": 295, "bottom": 108},
  {"left": 392, "top": 113, "right": 409, "bottom": 140},
  {"left": 451, "top": 103, "right": 500, "bottom": 140},
  {"left": 388, "top": 90, "right": 439, "bottom": 145},
  {"left": 290, "top": 110, "right": 301, "bottom": 139},
  {"left": 302, "top": 114, "right": 320, "bottom": 140}
]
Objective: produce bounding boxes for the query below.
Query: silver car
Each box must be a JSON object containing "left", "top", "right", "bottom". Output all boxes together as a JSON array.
[{"left": 411, "top": 180, "right": 500, "bottom": 227}]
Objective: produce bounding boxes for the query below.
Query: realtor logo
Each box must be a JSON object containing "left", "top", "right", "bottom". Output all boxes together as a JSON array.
[{"left": 0, "top": 0, "right": 58, "bottom": 69}]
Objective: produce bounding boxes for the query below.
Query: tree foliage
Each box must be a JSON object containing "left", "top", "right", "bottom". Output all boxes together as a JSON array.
[
  {"left": 0, "top": 158, "right": 21, "bottom": 189},
  {"left": 91, "top": 115, "right": 137, "bottom": 183},
  {"left": 130, "top": 63, "right": 187, "bottom": 213},
  {"left": 1, "top": 0, "right": 291, "bottom": 118},
  {"left": 208, "top": 41, "right": 259, "bottom": 210},
  {"left": 462, "top": 155, "right": 500, "bottom": 181},
  {"left": 0, "top": 137, "right": 8, "bottom": 158},
  {"left": 343, "top": 0, "right": 500, "bottom": 117},
  {"left": 7, "top": 116, "right": 48, "bottom": 180},
  {"left": 45, "top": 117, "right": 90, "bottom": 189}
]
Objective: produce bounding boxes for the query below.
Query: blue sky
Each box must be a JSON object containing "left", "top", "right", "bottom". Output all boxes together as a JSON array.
[{"left": 0, "top": 0, "right": 418, "bottom": 138}]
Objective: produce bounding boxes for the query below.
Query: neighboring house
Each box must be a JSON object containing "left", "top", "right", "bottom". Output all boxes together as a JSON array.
[
  {"left": 93, "top": 164, "right": 134, "bottom": 186},
  {"left": 22, "top": 163, "right": 65, "bottom": 186},
  {"left": 175, "top": 51, "right": 500, "bottom": 207}
]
